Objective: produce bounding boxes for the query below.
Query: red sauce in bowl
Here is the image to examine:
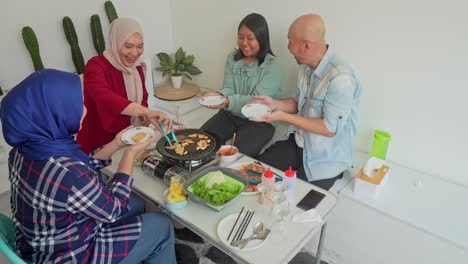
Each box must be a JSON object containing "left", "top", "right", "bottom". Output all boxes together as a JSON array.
[{"left": 219, "top": 147, "right": 238, "bottom": 156}]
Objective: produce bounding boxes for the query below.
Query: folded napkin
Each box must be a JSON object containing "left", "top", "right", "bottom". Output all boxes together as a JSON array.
[
  {"left": 363, "top": 157, "right": 385, "bottom": 178},
  {"left": 292, "top": 209, "right": 323, "bottom": 224}
]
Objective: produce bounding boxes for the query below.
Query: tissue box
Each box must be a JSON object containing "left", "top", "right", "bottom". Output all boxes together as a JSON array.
[{"left": 353, "top": 158, "right": 390, "bottom": 200}]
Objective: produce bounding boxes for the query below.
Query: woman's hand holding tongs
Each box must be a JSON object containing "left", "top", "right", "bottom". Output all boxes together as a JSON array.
[{"left": 144, "top": 109, "right": 173, "bottom": 133}]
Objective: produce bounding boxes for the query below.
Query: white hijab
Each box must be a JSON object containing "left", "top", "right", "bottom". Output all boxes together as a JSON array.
[{"left": 103, "top": 18, "right": 146, "bottom": 104}]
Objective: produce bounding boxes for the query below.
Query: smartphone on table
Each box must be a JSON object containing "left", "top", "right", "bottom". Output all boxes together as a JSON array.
[{"left": 296, "top": 188, "right": 326, "bottom": 210}]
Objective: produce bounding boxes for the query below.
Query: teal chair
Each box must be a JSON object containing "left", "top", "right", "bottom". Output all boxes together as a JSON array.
[{"left": 0, "top": 213, "right": 26, "bottom": 264}]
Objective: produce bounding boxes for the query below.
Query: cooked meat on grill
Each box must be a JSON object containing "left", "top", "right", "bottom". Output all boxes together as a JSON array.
[
  {"left": 164, "top": 133, "right": 212, "bottom": 156},
  {"left": 196, "top": 140, "right": 209, "bottom": 150},
  {"left": 175, "top": 145, "right": 185, "bottom": 155}
]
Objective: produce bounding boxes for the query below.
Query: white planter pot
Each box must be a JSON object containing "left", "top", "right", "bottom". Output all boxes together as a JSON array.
[{"left": 170, "top": 75, "right": 183, "bottom": 89}]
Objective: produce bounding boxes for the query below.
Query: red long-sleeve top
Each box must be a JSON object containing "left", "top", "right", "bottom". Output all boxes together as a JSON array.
[{"left": 77, "top": 55, "right": 148, "bottom": 153}]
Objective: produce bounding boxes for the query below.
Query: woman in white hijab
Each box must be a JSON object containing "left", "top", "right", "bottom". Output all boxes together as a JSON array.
[{"left": 77, "top": 18, "right": 171, "bottom": 154}]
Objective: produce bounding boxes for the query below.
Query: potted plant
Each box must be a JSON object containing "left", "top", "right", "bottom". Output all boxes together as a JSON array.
[{"left": 155, "top": 47, "right": 202, "bottom": 89}]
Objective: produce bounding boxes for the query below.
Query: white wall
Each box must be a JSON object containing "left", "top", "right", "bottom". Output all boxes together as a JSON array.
[
  {"left": 0, "top": 0, "right": 174, "bottom": 90},
  {"left": 0, "top": 0, "right": 175, "bottom": 191},
  {"left": 4, "top": 0, "right": 466, "bottom": 187},
  {"left": 170, "top": 0, "right": 468, "bottom": 187}
]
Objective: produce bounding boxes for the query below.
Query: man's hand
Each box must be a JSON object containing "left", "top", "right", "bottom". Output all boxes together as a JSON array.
[
  {"left": 250, "top": 110, "right": 286, "bottom": 123},
  {"left": 249, "top": 95, "right": 279, "bottom": 111}
]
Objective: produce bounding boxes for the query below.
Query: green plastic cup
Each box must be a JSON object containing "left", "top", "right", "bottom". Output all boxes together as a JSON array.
[{"left": 371, "top": 130, "right": 391, "bottom": 160}]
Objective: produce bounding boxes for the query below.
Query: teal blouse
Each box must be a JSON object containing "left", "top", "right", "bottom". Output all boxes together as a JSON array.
[{"left": 219, "top": 51, "right": 283, "bottom": 116}]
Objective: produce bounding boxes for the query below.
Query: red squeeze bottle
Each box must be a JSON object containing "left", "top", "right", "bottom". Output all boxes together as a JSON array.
[
  {"left": 284, "top": 166, "right": 297, "bottom": 201},
  {"left": 261, "top": 168, "right": 275, "bottom": 197}
]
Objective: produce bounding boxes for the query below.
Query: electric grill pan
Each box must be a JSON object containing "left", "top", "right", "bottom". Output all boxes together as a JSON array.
[{"left": 156, "top": 128, "right": 221, "bottom": 162}]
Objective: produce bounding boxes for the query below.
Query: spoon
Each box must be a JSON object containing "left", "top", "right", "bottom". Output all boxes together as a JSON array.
[{"left": 231, "top": 222, "right": 265, "bottom": 249}]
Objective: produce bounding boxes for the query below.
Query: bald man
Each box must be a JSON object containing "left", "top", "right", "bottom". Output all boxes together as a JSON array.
[{"left": 252, "top": 14, "right": 361, "bottom": 190}]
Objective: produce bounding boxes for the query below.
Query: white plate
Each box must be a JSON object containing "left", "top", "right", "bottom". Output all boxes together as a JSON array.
[
  {"left": 121, "top": 127, "right": 154, "bottom": 145},
  {"left": 217, "top": 213, "right": 268, "bottom": 251},
  {"left": 241, "top": 104, "right": 272, "bottom": 119},
  {"left": 227, "top": 162, "right": 262, "bottom": 196},
  {"left": 199, "top": 95, "right": 225, "bottom": 107}
]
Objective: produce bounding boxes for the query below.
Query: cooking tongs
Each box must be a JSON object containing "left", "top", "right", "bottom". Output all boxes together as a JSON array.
[{"left": 159, "top": 123, "right": 178, "bottom": 146}]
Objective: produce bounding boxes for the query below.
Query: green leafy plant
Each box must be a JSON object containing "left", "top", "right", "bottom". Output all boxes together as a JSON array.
[
  {"left": 155, "top": 47, "right": 202, "bottom": 80},
  {"left": 21, "top": 26, "right": 45, "bottom": 72},
  {"left": 104, "top": 1, "right": 118, "bottom": 23},
  {"left": 63, "top": 16, "right": 85, "bottom": 74},
  {"left": 90, "top": 14, "right": 105, "bottom": 55}
]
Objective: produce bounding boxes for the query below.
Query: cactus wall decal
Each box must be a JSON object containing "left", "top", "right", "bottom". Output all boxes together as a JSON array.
[
  {"left": 104, "top": 1, "right": 118, "bottom": 23},
  {"left": 18, "top": 2, "right": 121, "bottom": 74},
  {"left": 91, "top": 14, "right": 105, "bottom": 55},
  {"left": 63, "top": 16, "right": 85, "bottom": 74},
  {"left": 21, "top": 26, "right": 45, "bottom": 71}
]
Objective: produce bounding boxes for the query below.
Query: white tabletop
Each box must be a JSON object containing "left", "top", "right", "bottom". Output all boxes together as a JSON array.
[
  {"left": 341, "top": 152, "right": 468, "bottom": 251},
  {"left": 102, "top": 151, "right": 337, "bottom": 264}
]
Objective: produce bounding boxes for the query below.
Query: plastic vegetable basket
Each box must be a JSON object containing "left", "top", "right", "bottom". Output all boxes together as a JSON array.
[{"left": 185, "top": 167, "right": 247, "bottom": 211}]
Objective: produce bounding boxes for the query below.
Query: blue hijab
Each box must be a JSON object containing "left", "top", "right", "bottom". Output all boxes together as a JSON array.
[{"left": 0, "top": 69, "right": 91, "bottom": 166}]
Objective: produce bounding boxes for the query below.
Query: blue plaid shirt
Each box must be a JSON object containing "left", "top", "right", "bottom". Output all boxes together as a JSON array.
[{"left": 8, "top": 148, "right": 141, "bottom": 263}]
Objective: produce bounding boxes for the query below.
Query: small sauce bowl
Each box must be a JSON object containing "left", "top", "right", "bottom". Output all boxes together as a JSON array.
[
  {"left": 219, "top": 145, "right": 239, "bottom": 163},
  {"left": 163, "top": 189, "right": 188, "bottom": 210}
]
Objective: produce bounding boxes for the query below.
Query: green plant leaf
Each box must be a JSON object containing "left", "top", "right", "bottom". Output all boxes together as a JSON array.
[
  {"left": 183, "top": 73, "right": 192, "bottom": 80},
  {"left": 176, "top": 64, "right": 185, "bottom": 72},
  {"left": 185, "top": 65, "right": 202, "bottom": 75},
  {"left": 159, "top": 60, "right": 169, "bottom": 67},
  {"left": 175, "top": 47, "right": 185, "bottom": 64},
  {"left": 183, "top": 55, "right": 194, "bottom": 66},
  {"left": 156, "top": 52, "right": 171, "bottom": 66}
]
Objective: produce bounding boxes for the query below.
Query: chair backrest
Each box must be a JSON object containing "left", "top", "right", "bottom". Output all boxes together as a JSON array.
[{"left": 0, "top": 213, "right": 26, "bottom": 264}]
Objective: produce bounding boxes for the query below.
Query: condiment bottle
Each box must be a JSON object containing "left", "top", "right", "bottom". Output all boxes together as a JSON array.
[
  {"left": 262, "top": 168, "right": 275, "bottom": 198},
  {"left": 284, "top": 166, "right": 297, "bottom": 202}
]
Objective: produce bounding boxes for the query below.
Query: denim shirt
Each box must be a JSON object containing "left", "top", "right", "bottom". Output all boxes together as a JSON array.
[{"left": 289, "top": 47, "right": 361, "bottom": 181}]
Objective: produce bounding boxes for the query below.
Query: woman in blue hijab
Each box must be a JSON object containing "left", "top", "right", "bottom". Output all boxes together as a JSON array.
[{"left": 0, "top": 69, "right": 176, "bottom": 264}]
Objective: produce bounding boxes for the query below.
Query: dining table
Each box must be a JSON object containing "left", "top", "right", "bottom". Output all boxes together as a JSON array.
[{"left": 101, "top": 150, "right": 337, "bottom": 264}]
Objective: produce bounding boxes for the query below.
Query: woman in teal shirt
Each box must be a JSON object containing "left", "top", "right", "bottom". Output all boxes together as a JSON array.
[{"left": 200, "top": 13, "right": 283, "bottom": 157}]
